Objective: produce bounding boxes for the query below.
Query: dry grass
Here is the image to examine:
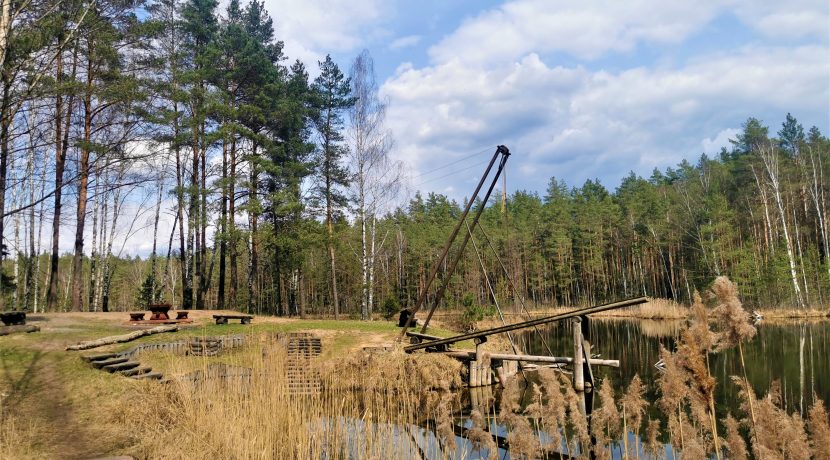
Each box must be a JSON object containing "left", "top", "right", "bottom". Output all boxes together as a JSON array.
[
  {"left": 124, "top": 338, "right": 467, "bottom": 459},
  {"left": 595, "top": 298, "right": 689, "bottom": 319},
  {"left": 0, "top": 412, "right": 44, "bottom": 459}
]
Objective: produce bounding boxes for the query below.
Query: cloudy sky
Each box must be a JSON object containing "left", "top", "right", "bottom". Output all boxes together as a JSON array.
[
  {"left": 270, "top": 0, "right": 829, "bottom": 198},
  {"left": 51, "top": 0, "right": 830, "bottom": 255}
]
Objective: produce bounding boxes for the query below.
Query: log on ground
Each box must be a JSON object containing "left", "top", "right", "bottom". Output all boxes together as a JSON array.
[
  {"left": 66, "top": 325, "right": 178, "bottom": 351},
  {"left": 0, "top": 325, "right": 40, "bottom": 336}
]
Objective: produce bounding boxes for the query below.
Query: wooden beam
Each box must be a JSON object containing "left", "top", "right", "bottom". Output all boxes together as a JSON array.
[
  {"left": 404, "top": 296, "right": 648, "bottom": 352},
  {"left": 441, "top": 351, "right": 619, "bottom": 367},
  {"left": 66, "top": 325, "right": 178, "bottom": 351}
]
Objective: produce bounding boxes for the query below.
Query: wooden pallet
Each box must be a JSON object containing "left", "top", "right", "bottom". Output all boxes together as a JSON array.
[{"left": 285, "top": 334, "right": 322, "bottom": 394}]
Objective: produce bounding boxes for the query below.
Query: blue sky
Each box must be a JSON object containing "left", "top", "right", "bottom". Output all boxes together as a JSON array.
[
  {"left": 261, "top": 0, "right": 829, "bottom": 203},
  {"left": 53, "top": 1, "right": 830, "bottom": 255}
]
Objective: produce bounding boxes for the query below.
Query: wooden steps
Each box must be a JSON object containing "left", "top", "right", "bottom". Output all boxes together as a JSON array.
[{"left": 83, "top": 353, "right": 163, "bottom": 381}]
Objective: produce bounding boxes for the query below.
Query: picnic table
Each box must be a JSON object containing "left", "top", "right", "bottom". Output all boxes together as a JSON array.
[{"left": 148, "top": 304, "right": 172, "bottom": 321}]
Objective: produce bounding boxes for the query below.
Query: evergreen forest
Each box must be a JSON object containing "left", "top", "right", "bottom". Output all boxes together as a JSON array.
[{"left": 1, "top": 0, "right": 828, "bottom": 318}]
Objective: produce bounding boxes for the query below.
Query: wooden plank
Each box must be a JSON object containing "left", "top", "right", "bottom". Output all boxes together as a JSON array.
[
  {"left": 102, "top": 361, "right": 140, "bottom": 373},
  {"left": 405, "top": 331, "right": 443, "bottom": 341},
  {"left": 82, "top": 352, "right": 119, "bottom": 362},
  {"left": 132, "top": 372, "right": 163, "bottom": 380},
  {"left": 441, "top": 351, "right": 619, "bottom": 367},
  {"left": 404, "top": 296, "right": 648, "bottom": 352},
  {"left": 119, "top": 366, "right": 151, "bottom": 377},
  {"left": 92, "top": 357, "right": 129, "bottom": 369}
]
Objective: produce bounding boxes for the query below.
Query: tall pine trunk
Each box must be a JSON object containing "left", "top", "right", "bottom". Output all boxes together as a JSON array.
[
  {"left": 228, "top": 136, "right": 237, "bottom": 308},
  {"left": 71, "top": 39, "right": 94, "bottom": 311},
  {"left": 218, "top": 138, "right": 227, "bottom": 309}
]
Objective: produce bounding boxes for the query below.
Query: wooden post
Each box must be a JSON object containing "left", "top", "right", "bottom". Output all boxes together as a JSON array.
[
  {"left": 468, "top": 336, "right": 490, "bottom": 387},
  {"left": 573, "top": 317, "right": 586, "bottom": 415}
]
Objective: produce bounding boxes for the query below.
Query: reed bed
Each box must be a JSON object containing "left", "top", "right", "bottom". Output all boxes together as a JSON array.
[
  {"left": 124, "top": 340, "right": 469, "bottom": 459},
  {"left": 122, "top": 278, "right": 830, "bottom": 459}
]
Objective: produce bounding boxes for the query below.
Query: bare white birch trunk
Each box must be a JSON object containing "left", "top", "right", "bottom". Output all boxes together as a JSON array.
[
  {"left": 751, "top": 165, "right": 775, "bottom": 256},
  {"left": 759, "top": 143, "right": 805, "bottom": 308},
  {"left": 0, "top": 0, "right": 11, "bottom": 70}
]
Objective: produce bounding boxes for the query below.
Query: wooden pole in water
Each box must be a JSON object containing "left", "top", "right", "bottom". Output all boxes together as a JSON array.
[{"left": 573, "top": 317, "right": 586, "bottom": 415}]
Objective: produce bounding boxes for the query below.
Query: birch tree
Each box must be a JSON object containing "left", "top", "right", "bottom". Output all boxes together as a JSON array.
[
  {"left": 348, "top": 49, "right": 400, "bottom": 321},
  {"left": 757, "top": 141, "right": 805, "bottom": 308}
]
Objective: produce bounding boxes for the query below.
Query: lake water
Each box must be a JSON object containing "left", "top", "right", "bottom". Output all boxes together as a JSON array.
[
  {"left": 516, "top": 318, "right": 830, "bottom": 420},
  {"left": 349, "top": 319, "right": 830, "bottom": 459}
]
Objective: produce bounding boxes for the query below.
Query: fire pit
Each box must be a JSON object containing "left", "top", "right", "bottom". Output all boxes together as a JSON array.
[{"left": 148, "top": 304, "right": 172, "bottom": 321}]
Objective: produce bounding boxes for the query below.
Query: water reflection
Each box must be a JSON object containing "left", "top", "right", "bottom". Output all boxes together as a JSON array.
[{"left": 517, "top": 319, "right": 830, "bottom": 418}]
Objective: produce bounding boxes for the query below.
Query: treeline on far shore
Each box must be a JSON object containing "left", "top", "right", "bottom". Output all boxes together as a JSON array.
[{"left": 4, "top": 115, "right": 828, "bottom": 316}]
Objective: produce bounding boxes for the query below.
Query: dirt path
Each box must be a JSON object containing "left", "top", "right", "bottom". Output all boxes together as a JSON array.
[{"left": 2, "top": 349, "right": 106, "bottom": 459}]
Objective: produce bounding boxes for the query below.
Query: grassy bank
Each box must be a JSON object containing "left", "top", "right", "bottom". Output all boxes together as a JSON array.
[{"left": 0, "top": 312, "right": 465, "bottom": 459}]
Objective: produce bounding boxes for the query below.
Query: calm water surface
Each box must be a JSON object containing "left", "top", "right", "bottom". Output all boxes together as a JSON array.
[{"left": 517, "top": 318, "right": 830, "bottom": 418}]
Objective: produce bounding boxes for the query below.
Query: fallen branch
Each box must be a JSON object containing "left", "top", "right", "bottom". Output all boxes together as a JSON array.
[
  {"left": 66, "top": 325, "right": 178, "bottom": 351},
  {"left": 0, "top": 325, "right": 40, "bottom": 336}
]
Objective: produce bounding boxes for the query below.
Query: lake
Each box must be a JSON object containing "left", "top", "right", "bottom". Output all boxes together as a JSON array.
[{"left": 517, "top": 318, "right": 830, "bottom": 421}]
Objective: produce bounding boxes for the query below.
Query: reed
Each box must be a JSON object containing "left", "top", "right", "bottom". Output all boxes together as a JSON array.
[
  {"left": 723, "top": 414, "right": 748, "bottom": 460},
  {"left": 621, "top": 375, "right": 647, "bottom": 459},
  {"left": 590, "top": 379, "right": 621, "bottom": 459},
  {"left": 808, "top": 396, "right": 830, "bottom": 459},
  {"left": 125, "top": 339, "right": 467, "bottom": 459}
]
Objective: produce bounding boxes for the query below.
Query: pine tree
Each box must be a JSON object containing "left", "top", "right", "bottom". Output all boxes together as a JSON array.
[{"left": 311, "top": 54, "right": 353, "bottom": 319}]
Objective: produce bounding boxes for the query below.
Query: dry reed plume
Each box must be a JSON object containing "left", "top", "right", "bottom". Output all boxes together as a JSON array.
[
  {"left": 643, "top": 420, "right": 663, "bottom": 460},
  {"left": 590, "top": 379, "right": 621, "bottom": 459},
  {"left": 808, "top": 396, "right": 830, "bottom": 459},
  {"left": 733, "top": 378, "right": 812, "bottom": 459},
  {"left": 622, "top": 375, "right": 648, "bottom": 459},
  {"left": 723, "top": 414, "right": 748, "bottom": 460}
]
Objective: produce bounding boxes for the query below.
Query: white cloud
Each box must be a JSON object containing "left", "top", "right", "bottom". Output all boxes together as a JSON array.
[
  {"left": 389, "top": 35, "right": 421, "bottom": 50},
  {"left": 428, "top": 0, "right": 727, "bottom": 64},
  {"left": 735, "top": 0, "right": 829, "bottom": 40},
  {"left": 427, "top": 0, "right": 829, "bottom": 66},
  {"left": 262, "top": 0, "right": 389, "bottom": 67},
  {"left": 702, "top": 128, "right": 740, "bottom": 155},
  {"left": 383, "top": 45, "right": 829, "bottom": 194}
]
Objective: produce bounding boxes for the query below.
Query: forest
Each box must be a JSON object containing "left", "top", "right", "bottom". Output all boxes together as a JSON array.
[{"left": 1, "top": 0, "right": 828, "bottom": 318}]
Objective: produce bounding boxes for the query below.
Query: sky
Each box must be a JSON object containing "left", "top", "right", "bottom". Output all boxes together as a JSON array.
[
  {"left": 268, "top": 0, "right": 829, "bottom": 200},
  {"left": 43, "top": 0, "right": 830, "bottom": 256}
]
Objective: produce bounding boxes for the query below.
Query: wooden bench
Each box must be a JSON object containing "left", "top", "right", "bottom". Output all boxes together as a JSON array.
[
  {"left": 0, "top": 311, "right": 26, "bottom": 326},
  {"left": 129, "top": 313, "right": 145, "bottom": 321},
  {"left": 405, "top": 331, "right": 451, "bottom": 352},
  {"left": 213, "top": 314, "right": 253, "bottom": 325},
  {"left": 175, "top": 311, "right": 189, "bottom": 320}
]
